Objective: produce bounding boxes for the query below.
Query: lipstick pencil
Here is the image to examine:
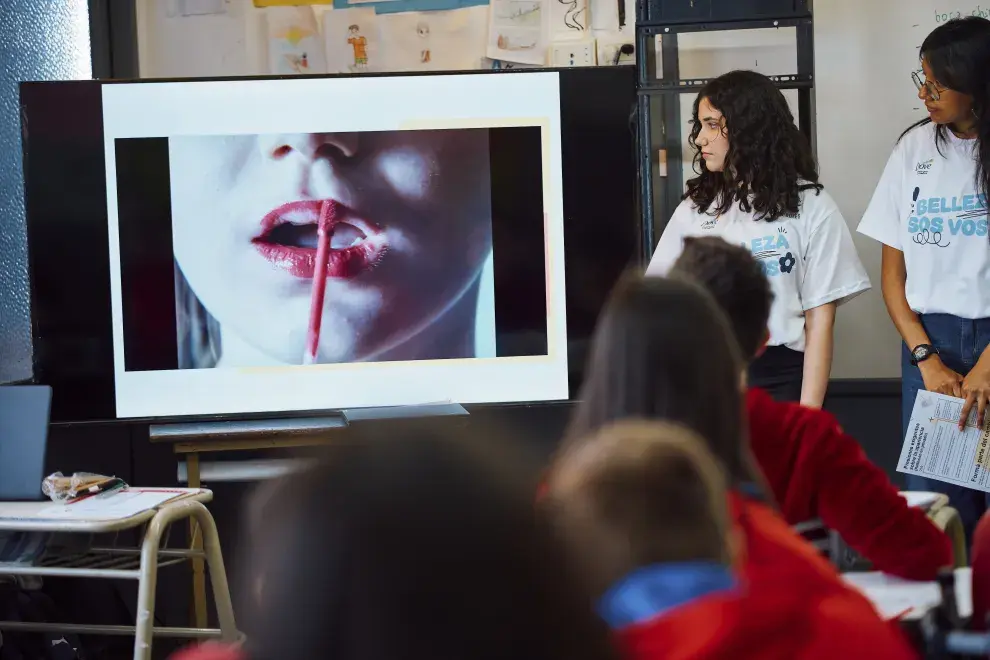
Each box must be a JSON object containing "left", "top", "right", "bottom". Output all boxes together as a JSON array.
[{"left": 303, "top": 200, "right": 337, "bottom": 365}]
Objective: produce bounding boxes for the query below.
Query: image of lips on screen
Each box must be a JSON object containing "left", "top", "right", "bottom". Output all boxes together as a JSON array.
[{"left": 167, "top": 130, "right": 496, "bottom": 369}]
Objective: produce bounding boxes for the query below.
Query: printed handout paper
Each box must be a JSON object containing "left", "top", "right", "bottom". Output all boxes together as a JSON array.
[{"left": 898, "top": 390, "right": 990, "bottom": 492}]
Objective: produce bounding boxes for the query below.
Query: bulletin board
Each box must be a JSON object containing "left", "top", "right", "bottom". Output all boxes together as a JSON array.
[{"left": 136, "top": 0, "right": 636, "bottom": 80}]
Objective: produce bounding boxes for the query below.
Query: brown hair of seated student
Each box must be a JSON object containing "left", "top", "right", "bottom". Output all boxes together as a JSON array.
[
  {"left": 562, "top": 273, "right": 764, "bottom": 491},
  {"left": 670, "top": 236, "right": 773, "bottom": 361},
  {"left": 239, "top": 423, "right": 618, "bottom": 660},
  {"left": 546, "top": 420, "right": 732, "bottom": 596}
]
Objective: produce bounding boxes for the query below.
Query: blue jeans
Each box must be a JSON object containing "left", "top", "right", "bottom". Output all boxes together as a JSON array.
[{"left": 902, "top": 313, "right": 990, "bottom": 542}]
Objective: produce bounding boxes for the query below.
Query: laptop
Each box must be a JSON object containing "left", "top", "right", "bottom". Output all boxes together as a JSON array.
[{"left": 0, "top": 385, "right": 52, "bottom": 501}]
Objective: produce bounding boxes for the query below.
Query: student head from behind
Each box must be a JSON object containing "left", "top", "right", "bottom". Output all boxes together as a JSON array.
[
  {"left": 670, "top": 236, "right": 774, "bottom": 364},
  {"left": 239, "top": 425, "right": 617, "bottom": 660},
  {"left": 688, "top": 70, "right": 822, "bottom": 222},
  {"left": 546, "top": 420, "right": 734, "bottom": 600},
  {"left": 563, "top": 273, "right": 762, "bottom": 490}
]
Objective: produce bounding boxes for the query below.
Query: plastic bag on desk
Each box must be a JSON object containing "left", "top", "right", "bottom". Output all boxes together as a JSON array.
[{"left": 41, "top": 472, "right": 126, "bottom": 503}]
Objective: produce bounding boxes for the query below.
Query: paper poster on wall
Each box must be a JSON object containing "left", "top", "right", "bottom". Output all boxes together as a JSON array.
[
  {"left": 550, "top": 0, "right": 587, "bottom": 38},
  {"left": 324, "top": 8, "right": 380, "bottom": 73},
  {"left": 333, "top": 0, "right": 486, "bottom": 15},
  {"left": 255, "top": 0, "right": 332, "bottom": 5},
  {"left": 486, "top": 0, "right": 549, "bottom": 65},
  {"left": 265, "top": 6, "right": 328, "bottom": 75},
  {"left": 379, "top": 7, "right": 488, "bottom": 72}
]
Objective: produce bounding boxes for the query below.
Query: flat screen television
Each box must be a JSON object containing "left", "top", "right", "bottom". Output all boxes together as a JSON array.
[{"left": 21, "top": 68, "right": 640, "bottom": 424}]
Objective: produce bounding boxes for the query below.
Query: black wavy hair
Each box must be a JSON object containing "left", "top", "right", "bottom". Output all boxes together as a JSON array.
[
  {"left": 685, "top": 70, "right": 822, "bottom": 222},
  {"left": 901, "top": 16, "right": 990, "bottom": 210}
]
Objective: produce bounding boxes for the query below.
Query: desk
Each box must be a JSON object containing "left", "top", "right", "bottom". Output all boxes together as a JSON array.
[
  {"left": 844, "top": 568, "right": 972, "bottom": 622},
  {"left": 0, "top": 488, "right": 238, "bottom": 660}
]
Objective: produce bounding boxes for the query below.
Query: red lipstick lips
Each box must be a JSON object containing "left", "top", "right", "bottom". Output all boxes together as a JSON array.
[{"left": 252, "top": 199, "right": 386, "bottom": 279}]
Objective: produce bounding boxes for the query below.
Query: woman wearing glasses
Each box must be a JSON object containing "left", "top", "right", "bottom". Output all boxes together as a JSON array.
[{"left": 859, "top": 16, "right": 990, "bottom": 538}]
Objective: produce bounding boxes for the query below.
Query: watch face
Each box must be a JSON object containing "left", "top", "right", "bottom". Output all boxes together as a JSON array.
[{"left": 913, "top": 345, "right": 932, "bottom": 362}]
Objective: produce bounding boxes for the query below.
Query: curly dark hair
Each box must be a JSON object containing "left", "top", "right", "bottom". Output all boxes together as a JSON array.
[
  {"left": 686, "top": 70, "right": 823, "bottom": 222},
  {"left": 670, "top": 236, "right": 773, "bottom": 360}
]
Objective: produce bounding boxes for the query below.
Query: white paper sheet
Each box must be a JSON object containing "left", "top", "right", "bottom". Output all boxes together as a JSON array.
[
  {"left": 379, "top": 7, "right": 489, "bottom": 72},
  {"left": 265, "top": 6, "right": 328, "bottom": 75},
  {"left": 550, "top": 0, "right": 588, "bottom": 38},
  {"left": 898, "top": 391, "right": 990, "bottom": 492},
  {"left": 844, "top": 568, "right": 972, "bottom": 621},
  {"left": 486, "top": 0, "right": 549, "bottom": 65},
  {"left": 900, "top": 491, "right": 941, "bottom": 510},
  {"left": 323, "top": 8, "right": 380, "bottom": 73},
  {"left": 35, "top": 490, "right": 187, "bottom": 521}
]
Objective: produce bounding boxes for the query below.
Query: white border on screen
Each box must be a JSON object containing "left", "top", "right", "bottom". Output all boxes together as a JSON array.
[{"left": 101, "top": 72, "right": 567, "bottom": 419}]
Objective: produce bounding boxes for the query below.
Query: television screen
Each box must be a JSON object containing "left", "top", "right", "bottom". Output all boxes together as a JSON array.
[{"left": 22, "top": 68, "right": 640, "bottom": 423}]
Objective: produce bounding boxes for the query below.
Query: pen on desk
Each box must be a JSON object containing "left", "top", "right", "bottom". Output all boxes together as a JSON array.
[{"left": 891, "top": 607, "right": 914, "bottom": 621}]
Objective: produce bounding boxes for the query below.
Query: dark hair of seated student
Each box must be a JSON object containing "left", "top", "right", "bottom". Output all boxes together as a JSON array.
[
  {"left": 563, "top": 273, "right": 765, "bottom": 492},
  {"left": 669, "top": 236, "right": 954, "bottom": 581},
  {"left": 671, "top": 236, "right": 773, "bottom": 362},
  {"left": 237, "top": 424, "right": 619, "bottom": 660}
]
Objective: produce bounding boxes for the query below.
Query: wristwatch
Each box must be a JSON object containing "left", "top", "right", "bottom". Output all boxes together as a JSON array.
[{"left": 910, "top": 344, "right": 939, "bottom": 366}]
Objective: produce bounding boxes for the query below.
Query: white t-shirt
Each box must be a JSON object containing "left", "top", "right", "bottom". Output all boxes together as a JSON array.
[
  {"left": 858, "top": 123, "right": 990, "bottom": 319},
  {"left": 645, "top": 187, "right": 871, "bottom": 352}
]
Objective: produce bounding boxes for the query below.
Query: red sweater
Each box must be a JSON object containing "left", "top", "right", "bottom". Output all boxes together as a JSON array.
[
  {"left": 972, "top": 512, "right": 990, "bottom": 629},
  {"left": 170, "top": 644, "right": 242, "bottom": 660},
  {"left": 746, "top": 387, "right": 953, "bottom": 580},
  {"left": 616, "top": 572, "right": 918, "bottom": 660},
  {"left": 724, "top": 493, "right": 919, "bottom": 658}
]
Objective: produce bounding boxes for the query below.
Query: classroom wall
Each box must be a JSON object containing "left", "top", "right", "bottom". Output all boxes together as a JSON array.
[{"left": 135, "top": 0, "right": 636, "bottom": 78}]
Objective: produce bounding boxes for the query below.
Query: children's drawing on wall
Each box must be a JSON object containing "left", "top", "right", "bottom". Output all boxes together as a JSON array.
[
  {"left": 417, "top": 21, "right": 432, "bottom": 64},
  {"left": 324, "top": 8, "right": 379, "bottom": 74},
  {"left": 486, "top": 0, "right": 549, "bottom": 65},
  {"left": 265, "top": 6, "right": 327, "bottom": 75},
  {"left": 378, "top": 7, "right": 488, "bottom": 72},
  {"left": 552, "top": 0, "right": 586, "bottom": 36},
  {"left": 348, "top": 24, "right": 369, "bottom": 70}
]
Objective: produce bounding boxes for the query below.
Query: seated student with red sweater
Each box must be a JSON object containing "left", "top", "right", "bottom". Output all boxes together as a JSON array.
[
  {"left": 552, "top": 274, "right": 915, "bottom": 655},
  {"left": 668, "top": 236, "right": 952, "bottom": 581},
  {"left": 546, "top": 419, "right": 918, "bottom": 659}
]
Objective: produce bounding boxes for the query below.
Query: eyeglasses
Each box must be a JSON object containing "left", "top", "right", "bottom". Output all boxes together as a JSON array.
[{"left": 912, "top": 71, "right": 945, "bottom": 101}]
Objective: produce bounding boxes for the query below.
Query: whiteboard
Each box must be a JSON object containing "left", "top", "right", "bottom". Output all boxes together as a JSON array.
[{"left": 816, "top": 0, "right": 989, "bottom": 378}]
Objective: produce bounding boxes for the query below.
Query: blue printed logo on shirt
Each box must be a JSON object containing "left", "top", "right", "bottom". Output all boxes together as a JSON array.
[
  {"left": 746, "top": 233, "right": 794, "bottom": 278},
  {"left": 908, "top": 190, "right": 988, "bottom": 248}
]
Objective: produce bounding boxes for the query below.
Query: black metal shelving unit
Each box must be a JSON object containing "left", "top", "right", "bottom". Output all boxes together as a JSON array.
[{"left": 634, "top": 1, "right": 815, "bottom": 260}]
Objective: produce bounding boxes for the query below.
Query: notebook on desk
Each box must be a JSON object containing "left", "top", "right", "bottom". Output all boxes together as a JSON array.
[{"left": 0, "top": 385, "right": 52, "bottom": 501}]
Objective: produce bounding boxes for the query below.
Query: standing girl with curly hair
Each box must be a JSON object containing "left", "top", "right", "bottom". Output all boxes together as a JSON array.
[{"left": 646, "top": 70, "right": 870, "bottom": 406}]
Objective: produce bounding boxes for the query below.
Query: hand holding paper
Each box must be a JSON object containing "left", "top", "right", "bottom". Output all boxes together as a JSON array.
[
  {"left": 899, "top": 390, "right": 990, "bottom": 492},
  {"left": 959, "top": 358, "right": 990, "bottom": 429}
]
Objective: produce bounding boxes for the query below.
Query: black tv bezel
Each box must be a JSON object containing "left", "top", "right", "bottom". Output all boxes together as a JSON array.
[{"left": 21, "top": 67, "right": 643, "bottom": 426}]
